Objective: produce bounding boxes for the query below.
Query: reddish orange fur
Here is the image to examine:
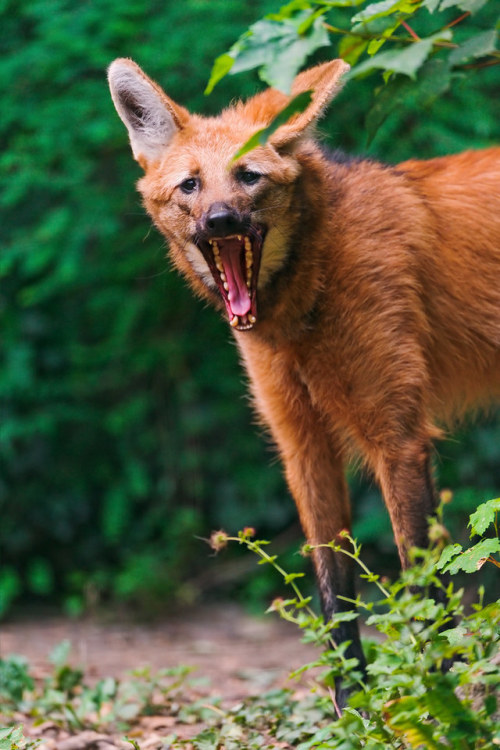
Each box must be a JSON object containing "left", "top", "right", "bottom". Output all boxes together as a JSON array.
[{"left": 109, "top": 58, "right": 500, "bottom": 702}]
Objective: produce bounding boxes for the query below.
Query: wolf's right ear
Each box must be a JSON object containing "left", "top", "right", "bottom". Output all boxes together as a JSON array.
[{"left": 107, "top": 59, "right": 189, "bottom": 167}]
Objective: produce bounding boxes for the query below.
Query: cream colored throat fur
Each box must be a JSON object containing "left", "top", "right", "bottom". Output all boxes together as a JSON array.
[{"left": 184, "top": 242, "right": 214, "bottom": 287}]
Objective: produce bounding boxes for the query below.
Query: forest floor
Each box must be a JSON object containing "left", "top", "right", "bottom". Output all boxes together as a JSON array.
[{"left": 0, "top": 604, "right": 319, "bottom": 749}]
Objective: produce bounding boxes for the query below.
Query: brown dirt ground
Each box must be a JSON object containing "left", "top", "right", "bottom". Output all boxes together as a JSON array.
[{"left": 0, "top": 605, "right": 319, "bottom": 749}]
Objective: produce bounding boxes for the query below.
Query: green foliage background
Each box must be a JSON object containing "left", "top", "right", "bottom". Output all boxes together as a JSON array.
[{"left": 1, "top": 0, "right": 499, "bottom": 615}]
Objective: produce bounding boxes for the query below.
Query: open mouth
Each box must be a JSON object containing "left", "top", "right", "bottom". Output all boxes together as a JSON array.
[{"left": 197, "top": 228, "right": 265, "bottom": 331}]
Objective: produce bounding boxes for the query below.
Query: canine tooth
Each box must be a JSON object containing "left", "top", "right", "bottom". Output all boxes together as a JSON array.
[
  {"left": 249, "top": 314, "right": 256, "bottom": 324},
  {"left": 216, "top": 260, "right": 223, "bottom": 272},
  {"left": 237, "top": 235, "right": 242, "bottom": 241},
  {"left": 230, "top": 315, "right": 239, "bottom": 327},
  {"left": 220, "top": 272, "right": 226, "bottom": 282}
]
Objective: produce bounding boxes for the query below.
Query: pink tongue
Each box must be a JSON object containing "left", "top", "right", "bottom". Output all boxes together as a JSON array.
[{"left": 219, "top": 244, "right": 251, "bottom": 316}]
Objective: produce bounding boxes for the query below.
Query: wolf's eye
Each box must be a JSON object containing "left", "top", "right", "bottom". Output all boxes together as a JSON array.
[
  {"left": 237, "top": 170, "right": 261, "bottom": 186},
  {"left": 179, "top": 177, "right": 198, "bottom": 194}
]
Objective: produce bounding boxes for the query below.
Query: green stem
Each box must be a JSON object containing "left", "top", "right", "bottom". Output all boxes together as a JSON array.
[
  {"left": 234, "top": 537, "right": 317, "bottom": 617},
  {"left": 315, "top": 541, "right": 392, "bottom": 599}
]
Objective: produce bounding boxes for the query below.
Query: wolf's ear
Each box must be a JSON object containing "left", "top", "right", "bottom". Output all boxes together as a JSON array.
[
  {"left": 271, "top": 59, "right": 349, "bottom": 148},
  {"left": 108, "top": 58, "right": 190, "bottom": 167}
]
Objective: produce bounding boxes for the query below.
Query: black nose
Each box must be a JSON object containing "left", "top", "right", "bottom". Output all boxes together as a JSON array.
[{"left": 201, "top": 203, "right": 246, "bottom": 237}]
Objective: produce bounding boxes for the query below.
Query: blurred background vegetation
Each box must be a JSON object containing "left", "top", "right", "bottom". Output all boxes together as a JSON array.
[{"left": 1, "top": 0, "right": 498, "bottom": 618}]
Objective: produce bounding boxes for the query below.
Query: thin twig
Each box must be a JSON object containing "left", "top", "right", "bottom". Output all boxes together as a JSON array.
[
  {"left": 444, "top": 11, "right": 471, "bottom": 30},
  {"left": 400, "top": 19, "right": 420, "bottom": 41},
  {"left": 328, "top": 685, "right": 343, "bottom": 719}
]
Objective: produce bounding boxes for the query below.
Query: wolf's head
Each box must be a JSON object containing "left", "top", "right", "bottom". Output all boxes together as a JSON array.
[{"left": 108, "top": 58, "right": 349, "bottom": 331}]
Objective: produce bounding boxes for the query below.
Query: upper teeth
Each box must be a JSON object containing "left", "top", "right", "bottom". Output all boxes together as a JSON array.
[{"left": 208, "top": 236, "right": 255, "bottom": 292}]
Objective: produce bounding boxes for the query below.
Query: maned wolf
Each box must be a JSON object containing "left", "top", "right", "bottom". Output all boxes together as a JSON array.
[{"left": 108, "top": 57, "right": 500, "bottom": 705}]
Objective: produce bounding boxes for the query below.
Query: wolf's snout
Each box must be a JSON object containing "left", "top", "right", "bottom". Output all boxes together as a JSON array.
[
  {"left": 200, "top": 203, "right": 248, "bottom": 238},
  {"left": 193, "top": 205, "right": 265, "bottom": 331}
]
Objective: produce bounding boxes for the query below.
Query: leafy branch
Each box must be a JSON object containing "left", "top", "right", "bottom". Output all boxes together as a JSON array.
[{"left": 206, "top": 0, "right": 499, "bottom": 142}]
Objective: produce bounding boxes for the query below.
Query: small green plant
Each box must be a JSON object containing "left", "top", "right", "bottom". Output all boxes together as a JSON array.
[
  {"left": 437, "top": 496, "right": 500, "bottom": 574},
  {"left": 207, "top": 499, "right": 500, "bottom": 747},
  {"left": 0, "top": 643, "right": 193, "bottom": 735},
  {"left": 0, "top": 726, "right": 40, "bottom": 750},
  {"left": 0, "top": 657, "right": 34, "bottom": 708}
]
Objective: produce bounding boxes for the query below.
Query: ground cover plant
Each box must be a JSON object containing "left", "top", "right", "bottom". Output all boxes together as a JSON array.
[{"left": 1, "top": 500, "right": 498, "bottom": 748}]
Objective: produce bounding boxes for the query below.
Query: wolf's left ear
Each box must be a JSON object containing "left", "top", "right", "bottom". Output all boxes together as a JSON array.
[
  {"left": 271, "top": 59, "right": 349, "bottom": 147},
  {"left": 108, "top": 58, "right": 190, "bottom": 167}
]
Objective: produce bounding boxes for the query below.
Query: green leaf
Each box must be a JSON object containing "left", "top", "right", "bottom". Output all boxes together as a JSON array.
[
  {"left": 367, "top": 22, "right": 401, "bottom": 55},
  {"left": 0, "top": 656, "right": 34, "bottom": 703},
  {"left": 449, "top": 29, "right": 498, "bottom": 66},
  {"left": 422, "top": 0, "right": 441, "bottom": 12},
  {"left": 232, "top": 90, "right": 313, "bottom": 160},
  {"left": 205, "top": 53, "right": 235, "bottom": 95},
  {"left": 351, "top": 38, "right": 435, "bottom": 80},
  {"left": 441, "top": 538, "right": 500, "bottom": 574},
  {"left": 362, "top": 55, "right": 452, "bottom": 143},
  {"left": 339, "top": 34, "right": 369, "bottom": 65},
  {"left": 316, "top": 0, "right": 367, "bottom": 6},
  {"left": 0, "top": 726, "right": 24, "bottom": 750},
  {"left": 437, "top": 543, "right": 463, "bottom": 570},
  {"left": 440, "top": 623, "right": 468, "bottom": 646},
  {"left": 468, "top": 497, "right": 500, "bottom": 537},
  {"left": 284, "top": 572, "right": 306, "bottom": 584},
  {"left": 351, "top": 0, "right": 417, "bottom": 25},
  {"left": 365, "top": 55, "right": 450, "bottom": 142},
  {"left": 206, "top": 11, "right": 330, "bottom": 94},
  {"left": 191, "top": 728, "right": 219, "bottom": 750},
  {"left": 257, "top": 15, "right": 332, "bottom": 92},
  {"left": 258, "top": 554, "right": 278, "bottom": 564},
  {"left": 440, "top": 0, "right": 489, "bottom": 13},
  {"left": 297, "top": 7, "right": 329, "bottom": 35},
  {"left": 423, "top": 688, "right": 470, "bottom": 725},
  {"left": 351, "top": 15, "right": 402, "bottom": 55},
  {"left": 410, "top": 57, "right": 452, "bottom": 105},
  {"left": 331, "top": 610, "right": 360, "bottom": 623}
]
